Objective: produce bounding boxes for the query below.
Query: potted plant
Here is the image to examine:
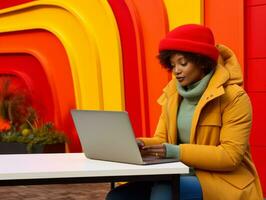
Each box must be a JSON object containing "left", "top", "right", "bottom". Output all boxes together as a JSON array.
[{"left": 0, "top": 78, "right": 67, "bottom": 153}]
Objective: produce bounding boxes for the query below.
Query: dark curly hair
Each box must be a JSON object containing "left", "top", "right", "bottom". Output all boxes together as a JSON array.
[{"left": 157, "top": 50, "right": 217, "bottom": 74}]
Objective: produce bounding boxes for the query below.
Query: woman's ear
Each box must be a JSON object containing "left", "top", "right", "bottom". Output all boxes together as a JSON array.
[
  {"left": 200, "top": 65, "right": 207, "bottom": 71},
  {"left": 200, "top": 65, "right": 210, "bottom": 75}
]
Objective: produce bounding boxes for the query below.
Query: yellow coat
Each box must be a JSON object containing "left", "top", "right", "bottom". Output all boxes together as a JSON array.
[{"left": 140, "top": 45, "right": 263, "bottom": 200}]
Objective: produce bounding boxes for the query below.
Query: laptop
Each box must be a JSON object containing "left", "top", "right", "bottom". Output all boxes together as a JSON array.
[{"left": 71, "top": 109, "right": 178, "bottom": 165}]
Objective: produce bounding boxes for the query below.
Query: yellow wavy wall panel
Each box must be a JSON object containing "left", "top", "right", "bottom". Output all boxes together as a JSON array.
[
  {"left": 50, "top": 0, "right": 124, "bottom": 111},
  {"left": 163, "top": 0, "right": 203, "bottom": 30},
  {"left": 0, "top": 0, "right": 124, "bottom": 111}
]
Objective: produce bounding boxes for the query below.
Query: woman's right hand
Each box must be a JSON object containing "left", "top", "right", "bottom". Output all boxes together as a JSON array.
[{"left": 136, "top": 139, "right": 145, "bottom": 150}]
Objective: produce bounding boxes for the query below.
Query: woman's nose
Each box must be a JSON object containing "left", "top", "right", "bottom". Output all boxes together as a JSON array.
[{"left": 172, "top": 65, "right": 180, "bottom": 74}]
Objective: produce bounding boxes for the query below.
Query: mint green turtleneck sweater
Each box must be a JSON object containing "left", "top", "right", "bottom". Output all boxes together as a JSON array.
[{"left": 164, "top": 70, "right": 214, "bottom": 159}]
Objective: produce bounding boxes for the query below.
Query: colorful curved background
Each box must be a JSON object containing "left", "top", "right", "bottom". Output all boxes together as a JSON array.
[{"left": 0, "top": 0, "right": 265, "bottom": 196}]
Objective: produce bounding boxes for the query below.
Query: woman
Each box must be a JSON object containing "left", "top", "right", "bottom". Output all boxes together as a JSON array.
[{"left": 106, "top": 24, "right": 263, "bottom": 200}]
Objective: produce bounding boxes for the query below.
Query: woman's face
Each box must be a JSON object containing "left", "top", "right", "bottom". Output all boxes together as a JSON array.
[{"left": 170, "top": 53, "right": 205, "bottom": 87}]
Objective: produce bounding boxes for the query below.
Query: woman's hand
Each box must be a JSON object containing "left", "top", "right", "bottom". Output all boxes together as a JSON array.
[
  {"left": 136, "top": 139, "right": 145, "bottom": 149},
  {"left": 142, "top": 144, "right": 166, "bottom": 158}
]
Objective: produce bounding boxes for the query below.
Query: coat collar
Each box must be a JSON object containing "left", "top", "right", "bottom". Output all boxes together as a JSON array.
[
  {"left": 190, "top": 65, "right": 231, "bottom": 143},
  {"left": 160, "top": 64, "right": 230, "bottom": 144}
]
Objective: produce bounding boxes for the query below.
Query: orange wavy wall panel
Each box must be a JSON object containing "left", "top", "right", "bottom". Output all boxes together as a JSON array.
[{"left": 204, "top": 0, "right": 244, "bottom": 71}]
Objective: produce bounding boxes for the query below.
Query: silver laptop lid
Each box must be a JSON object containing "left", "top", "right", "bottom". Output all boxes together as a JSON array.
[{"left": 71, "top": 109, "right": 144, "bottom": 164}]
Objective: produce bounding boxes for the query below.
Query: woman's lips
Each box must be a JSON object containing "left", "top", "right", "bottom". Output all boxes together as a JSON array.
[{"left": 176, "top": 77, "right": 185, "bottom": 82}]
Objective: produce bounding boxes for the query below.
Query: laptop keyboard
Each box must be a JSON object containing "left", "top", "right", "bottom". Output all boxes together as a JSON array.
[
  {"left": 142, "top": 155, "right": 179, "bottom": 164},
  {"left": 142, "top": 155, "right": 159, "bottom": 161}
]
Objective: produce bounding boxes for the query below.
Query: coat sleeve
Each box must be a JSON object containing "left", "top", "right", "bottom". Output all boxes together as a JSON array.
[
  {"left": 138, "top": 93, "right": 168, "bottom": 146},
  {"left": 180, "top": 90, "right": 252, "bottom": 171}
]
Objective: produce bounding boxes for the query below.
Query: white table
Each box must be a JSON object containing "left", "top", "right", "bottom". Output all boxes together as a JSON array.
[{"left": 0, "top": 153, "right": 189, "bottom": 200}]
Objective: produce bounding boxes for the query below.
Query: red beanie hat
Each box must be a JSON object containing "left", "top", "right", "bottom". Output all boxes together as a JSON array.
[{"left": 159, "top": 24, "right": 219, "bottom": 62}]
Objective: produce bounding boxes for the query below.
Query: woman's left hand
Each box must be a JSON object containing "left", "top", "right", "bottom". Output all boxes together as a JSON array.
[{"left": 142, "top": 144, "right": 166, "bottom": 158}]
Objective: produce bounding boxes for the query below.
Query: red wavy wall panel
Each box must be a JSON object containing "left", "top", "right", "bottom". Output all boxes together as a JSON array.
[
  {"left": 130, "top": 0, "right": 169, "bottom": 137},
  {"left": 122, "top": 0, "right": 169, "bottom": 137},
  {"left": 0, "top": 0, "right": 33, "bottom": 9},
  {"left": 0, "top": 54, "right": 54, "bottom": 122},
  {"left": 108, "top": 0, "right": 146, "bottom": 137},
  {"left": 0, "top": 30, "right": 80, "bottom": 152}
]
